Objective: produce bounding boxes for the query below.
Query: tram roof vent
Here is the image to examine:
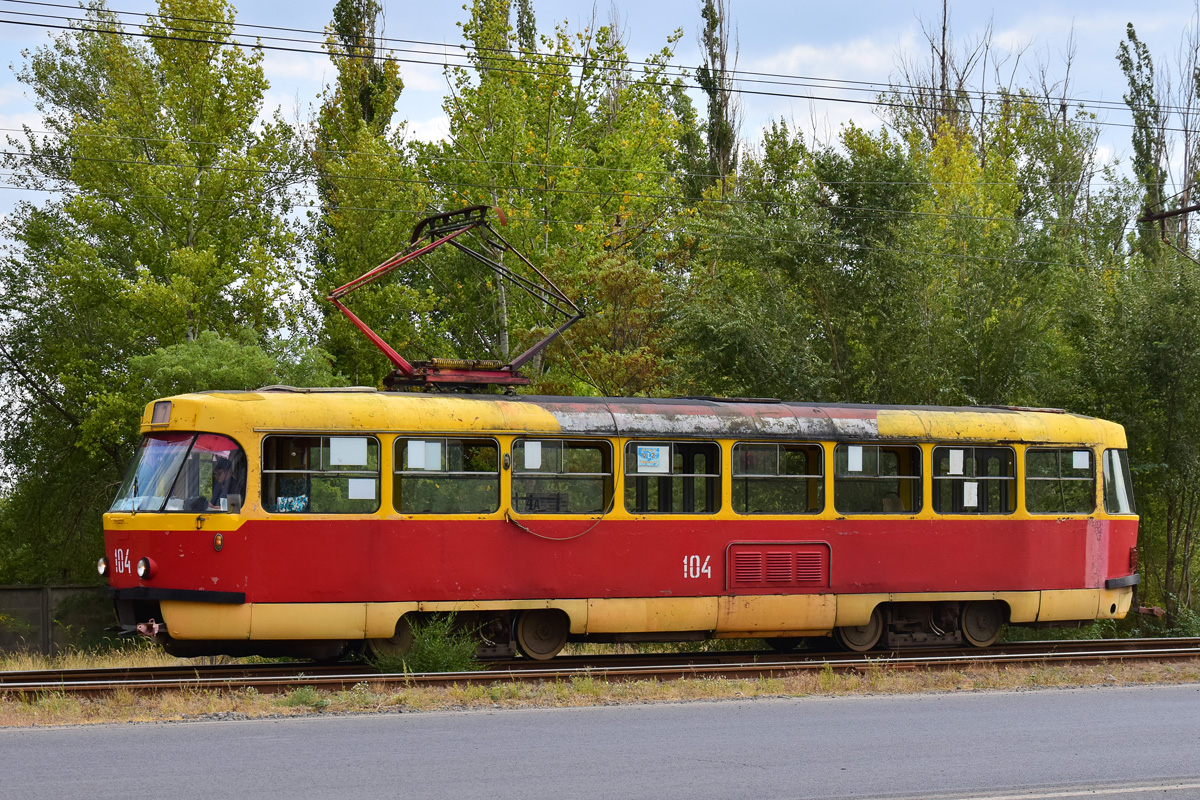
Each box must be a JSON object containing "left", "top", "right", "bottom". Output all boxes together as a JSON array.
[
  {"left": 983, "top": 404, "right": 1067, "bottom": 414},
  {"left": 252, "top": 385, "right": 380, "bottom": 394},
  {"left": 680, "top": 396, "right": 783, "bottom": 404}
]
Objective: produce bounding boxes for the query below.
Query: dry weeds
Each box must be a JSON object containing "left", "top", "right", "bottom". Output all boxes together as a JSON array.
[{"left": 2, "top": 655, "right": 1198, "bottom": 728}]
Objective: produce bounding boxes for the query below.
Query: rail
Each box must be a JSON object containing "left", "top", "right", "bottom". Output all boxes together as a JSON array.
[{"left": 4, "top": 638, "right": 1200, "bottom": 696}]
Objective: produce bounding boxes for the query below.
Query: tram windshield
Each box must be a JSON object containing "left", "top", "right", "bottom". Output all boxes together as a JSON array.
[{"left": 110, "top": 433, "right": 246, "bottom": 513}]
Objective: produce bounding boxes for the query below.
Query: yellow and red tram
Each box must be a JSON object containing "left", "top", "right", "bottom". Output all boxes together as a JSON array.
[{"left": 100, "top": 388, "right": 1140, "bottom": 660}]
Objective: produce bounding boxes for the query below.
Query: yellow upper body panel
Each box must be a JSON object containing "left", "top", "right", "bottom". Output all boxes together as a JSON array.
[
  {"left": 143, "top": 390, "right": 1126, "bottom": 448},
  {"left": 145, "top": 390, "right": 566, "bottom": 439},
  {"left": 876, "top": 409, "right": 1127, "bottom": 448}
]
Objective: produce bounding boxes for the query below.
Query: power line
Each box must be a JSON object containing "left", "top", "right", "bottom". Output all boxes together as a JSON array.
[
  {"left": 0, "top": 0, "right": 1178, "bottom": 120},
  {"left": 0, "top": 3, "right": 1172, "bottom": 262},
  {"left": 0, "top": 1, "right": 1190, "bottom": 138}
]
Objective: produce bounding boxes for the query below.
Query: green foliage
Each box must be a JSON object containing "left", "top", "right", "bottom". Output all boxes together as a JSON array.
[
  {"left": 1001, "top": 621, "right": 1118, "bottom": 642},
  {"left": 277, "top": 686, "right": 329, "bottom": 709},
  {"left": 0, "top": 0, "right": 306, "bottom": 582},
  {"left": 368, "top": 614, "right": 482, "bottom": 674},
  {"left": 307, "top": 0, "right": 704, "bottom": 389},
  {"left": 1117, "top": 23, "right": 1166, "bottom": 258},
  {"left": 696, "top": 0, "right": 738, "bottom": 182}
]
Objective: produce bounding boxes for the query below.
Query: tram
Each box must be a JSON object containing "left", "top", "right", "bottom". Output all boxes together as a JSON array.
[{"left": 100, "top": 390, "right": 1140, "bottom": 659}]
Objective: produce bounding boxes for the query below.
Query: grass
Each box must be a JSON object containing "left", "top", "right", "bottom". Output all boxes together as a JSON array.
[
  {"left": 4, "top": 626, "right": 1200, "bottom": 727},
  {"left": 2, "top": 654, "right": 1199, "bottom": 728},
  {"left": 0, "top": 639, "right": 177, "bottom": 672}
]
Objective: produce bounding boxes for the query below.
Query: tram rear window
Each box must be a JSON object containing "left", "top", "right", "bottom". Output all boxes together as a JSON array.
[
  {"left": 512, "top": 439, "right": 612, "bottom": 514},
  {"left": 1102, "top": 449, "right": 1136, "bottom": 515},
  {"left": 834, "top": 444, "right": 922, "bottom": 514},
  {"left": 394, "top": 438, "right": 499, "bottom": 514},
  {"left": 109, "top": 433, "right": 245, "bottom": 514},
  {"left": 932, "top": 446, "right": 1016, "bottom": 514},
  {"left": 1025, "top": 448, "right": 1095, "bottom": 514},
  {"left": 262, "top": 435, "right": 380, "bottom": 514},
  {"left": 624, "top": 441, "right": 720, "bottom": 514},
  {"left": 732, "top": 443, "right": 823, "bottom": 514}
]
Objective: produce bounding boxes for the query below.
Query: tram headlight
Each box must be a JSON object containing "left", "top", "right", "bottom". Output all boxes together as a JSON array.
[
  {"left": 136, "top": 557, "right": 154, "bottom": 579},
  {"left": 97, "top": 557, "right": 108, "bottom": 577}
]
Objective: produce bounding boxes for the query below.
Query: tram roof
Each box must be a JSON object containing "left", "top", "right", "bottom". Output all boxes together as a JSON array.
[{"left": 143, "top": 389, "right": 1127, "bottom": 447}]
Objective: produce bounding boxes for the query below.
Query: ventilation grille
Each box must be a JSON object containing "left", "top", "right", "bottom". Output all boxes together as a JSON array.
[
  {"left": 734, "top": 552, "right": 763, "bottom": 583},
  {"left": 728, "top": 543, "right": 830, "bottom": 590}
]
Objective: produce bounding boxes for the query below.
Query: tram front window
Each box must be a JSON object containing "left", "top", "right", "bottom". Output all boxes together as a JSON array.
[{"left": 110, "top": 433, "right": 246, "bottom": 513}]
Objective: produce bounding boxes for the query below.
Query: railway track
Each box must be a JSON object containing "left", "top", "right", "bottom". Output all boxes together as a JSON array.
[{"left": 3, "top": 637, "right": 1199, "bottom": 696}]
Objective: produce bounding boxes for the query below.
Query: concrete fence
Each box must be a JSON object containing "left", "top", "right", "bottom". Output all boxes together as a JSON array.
[{"left": 0, "top": 585, "right": 113, "bottom": 655}]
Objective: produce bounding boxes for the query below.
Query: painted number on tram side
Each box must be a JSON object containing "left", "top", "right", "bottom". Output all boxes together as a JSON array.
[
  {"left": 682, "top": 554, "right": 712, "bottom": 579},
  {"left": 113, "top": 548, "right": 132, "bottom": 575}
]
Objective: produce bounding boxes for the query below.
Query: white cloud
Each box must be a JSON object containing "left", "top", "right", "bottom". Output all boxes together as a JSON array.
[
  {"left": 752, "top": 33, "right": 913, "bottom": 83},
  {"left": 401, "top": 61, "right": 449, "bottom": 94},
  {"left": 1095, "top": 143, "right": 1119, "bottom": 168},
  {"left": 261, "top": 88, "right": 314, "bottom": 125},
  {"left": 0, "top": 82, "right": 30, "bottom": 111},
  {"left": 405, "top": 113, "right": 449, "bottom": 144},
  {"left": 262, "top": 50, "right": 330, "bottom": 86},
  {"left": 737, "top": 30, "right": 924, "bottom": 143},
  {"left": 0, "top": 110, "right": 41, "bottom": 134}
]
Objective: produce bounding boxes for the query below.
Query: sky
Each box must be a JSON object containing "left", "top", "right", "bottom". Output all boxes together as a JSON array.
[{"left": 0, "top": 0, "right": 1197, "bottom": 212}]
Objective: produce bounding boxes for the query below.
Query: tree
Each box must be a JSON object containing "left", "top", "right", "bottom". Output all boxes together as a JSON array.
[
  {"left": 0, "top": 0, "right": 306, "bottom": 582},
  {"left": 308, "top": 0, "right": 432, "bottom": 386},
  {"left": 696, "top": 0, "right": 740, "bottom": 189},
  {"left": 886, "top": 0, "right": 998, "bottom": 149},
  {"left": 1118, "top": 23, "right": 1167, "bottom": 258},
  {"left": 404, "top": 0, "right": 697, "bottom": 395}
]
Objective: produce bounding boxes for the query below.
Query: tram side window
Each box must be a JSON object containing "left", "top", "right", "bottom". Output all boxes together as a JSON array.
[
  {"left": 932, "top": 446, "right": 1016, "bottom": 514},
  {"left": 1102, "top": 449, "right": 1136, "bottom": 515},
  {"left": 394, "top": 438, "right": 499, "bottom": 514},
  {"left": 732, "top": 442, "right": 824, "bottom": 514},
  {"left": 512, "top": 439, "right": 612, "bottom": 514},
  {"left": 624, "top": 441, "right": 721, "bottom": 514},
  {"left": 834, "top": 444, "right": 922, "bottom": 514},
  {"left": 1025, "top": 448, "right": 1095, "bottom": 514},
  {"left": 262, "top": 435, "right": 380, "bottom": 514}
]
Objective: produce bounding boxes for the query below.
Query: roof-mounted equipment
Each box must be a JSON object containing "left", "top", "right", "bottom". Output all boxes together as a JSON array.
[{"left": 326, "top": 205, "right": 582, "bottom": 390}]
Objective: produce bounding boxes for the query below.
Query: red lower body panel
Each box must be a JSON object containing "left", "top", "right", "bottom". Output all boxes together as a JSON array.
[{"left": 105, "top": 516, "right": 1139, "bottom": 602}]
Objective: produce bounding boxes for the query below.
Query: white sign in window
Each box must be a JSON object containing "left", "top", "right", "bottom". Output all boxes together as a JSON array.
[
  {"left": 408, "top": 440, "right": 426, "bottom": 469},
  {"left": 407, "top": 440, "right": 441, "bottom": 471},
  {"left": 524, "top": 441, "right": 542, "bottom": 470},
  {"left": 949, "top": 449, "right": 964, "bottom": 476},
  {"left": 330, "top": 437, "right": 368, "bottom": 466},
  {"left": 348, "top": 478, "right": 376, "bottom": 500},
  {"left": 1073, "top": 450, "right": 1090, "bottom": 470},
  {"left": 963, "top": 481, "right": 979, "bottom": 508},
  {"left": 637, "top": 445, "right": 670, "bottom": 474},
  {"left": 848, "top": 445, "right": 863, "bottom": 473}
]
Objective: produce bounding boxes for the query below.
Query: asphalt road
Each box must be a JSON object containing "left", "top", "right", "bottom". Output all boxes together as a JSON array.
[{"left": 2, "top": 684, "right": 1199, "bottom": 800}]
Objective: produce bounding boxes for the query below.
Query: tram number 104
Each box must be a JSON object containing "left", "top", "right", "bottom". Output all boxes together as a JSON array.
[{"left": 682, "top": 554, "right": 712, "bottom": 579}]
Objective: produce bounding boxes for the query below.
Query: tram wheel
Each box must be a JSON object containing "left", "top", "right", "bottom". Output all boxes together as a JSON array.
[
  {"left": 365, "top": 615, "right": 415, "bottom": 661},
  {"left": 961, "top": 601, "right": 1003, "bottom": 648},
  {"left": 766, "top": 637, "right": 802, "bottom": 653},
  {"left": 834, "top": 607, "right": 884, "bottom": 652},
  {"left": 514, "top": 609, "right": 569, "bottom": 660}
]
